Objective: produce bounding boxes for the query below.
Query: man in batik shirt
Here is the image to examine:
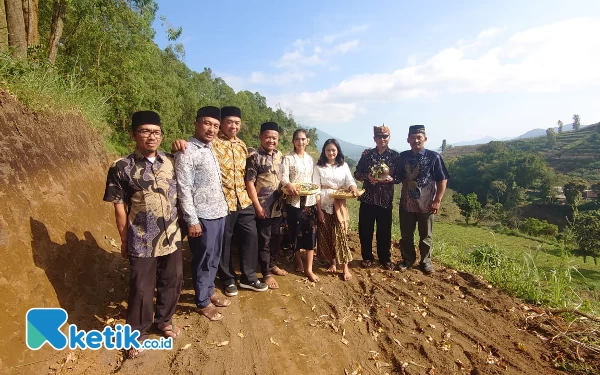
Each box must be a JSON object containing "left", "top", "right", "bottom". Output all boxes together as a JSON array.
[
  {"left": 354, "top": 125, "right": 400, "bottom": 270},
  {"left": 103, "top": 111, "right": 182, "bottom": 358},
  {"left": 395, "top": 125, "right": 448, "bottom": 274},
  {"left": 211, "top": 106, "right": 268, "bottom": 296},
  {"left": 176, "top": 106, "right": 231, "bottom": 321},
  {"left": 245, "top": 121, "right": 286, "bottom": 289}
]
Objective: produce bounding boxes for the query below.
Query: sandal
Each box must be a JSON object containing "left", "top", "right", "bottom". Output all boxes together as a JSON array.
[
  {"left": 126, "top": 347, "right": 145, "bottom": 359},
  {"left": 161, "top": 324, "right": 182, "bottom": 339},
  {"left": 210, "top": 294, "right": 231, "bottom": 307},
  {"left": 361, "top": 260, "right": 373, "bottom": 268},
  {"left": 264, "top": 275, "right": 279, "bottom": 289},
  {"left": 199, "top": 304, "right": 223, "bottom": 321},
  {"left": 383, "top": 261, "right": 395, "bottom": 271},
  {"left": 270, "top": 266, "right": 288, "bottom": 276}
]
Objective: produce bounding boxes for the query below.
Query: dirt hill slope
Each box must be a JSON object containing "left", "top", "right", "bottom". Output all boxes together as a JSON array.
[{"left": 0, "top": 91, "right": 595, "bottom": 374}]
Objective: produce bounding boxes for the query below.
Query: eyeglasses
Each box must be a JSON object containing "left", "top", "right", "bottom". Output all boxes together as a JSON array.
[
  {"left": 375, "top": 134, "right": 389, "bottom": 139},
  {"left": 136, "top": 129, "right": 163, "bottom": 138}
]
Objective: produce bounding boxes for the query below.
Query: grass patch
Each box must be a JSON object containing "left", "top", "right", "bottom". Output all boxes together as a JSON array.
[
  {"left": 348, "top": 185, "right": 599, "bottom": 312},
  {"left": 0, "top": 53, "right": 115, "bottom": 152}
]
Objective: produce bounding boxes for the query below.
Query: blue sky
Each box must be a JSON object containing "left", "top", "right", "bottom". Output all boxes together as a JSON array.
[{"left": 153, "top": 0, "right": 600, "bottom": 151}]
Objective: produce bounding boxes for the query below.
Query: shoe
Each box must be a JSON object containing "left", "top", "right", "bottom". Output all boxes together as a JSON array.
[
  {"left": 420, "top": 263, "right": 434, "bottom": 274},
  {"left": 397, "top": 262, "right": 412, "bottom": 271},
  {"left": 383, "top": 261, "right": 395, "bottom": 271},
  {"left": 239, "top": 280, "right": 268, "bottom": 292},
  {"left": 361, "top": 259, "right": 373, "bottom": 268},
  {"left": 224, "top": 284, "right": 238, "bottom": 297}
]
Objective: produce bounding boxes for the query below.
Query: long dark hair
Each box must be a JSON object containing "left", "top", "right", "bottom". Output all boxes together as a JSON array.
[{"left": 317, "top": 138, "right": 345, "bottom": 167}]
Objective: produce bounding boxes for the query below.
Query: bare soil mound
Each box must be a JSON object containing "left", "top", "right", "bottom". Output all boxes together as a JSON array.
[{"left": 1, "top": 91, "right": 596, "bottom": 374}]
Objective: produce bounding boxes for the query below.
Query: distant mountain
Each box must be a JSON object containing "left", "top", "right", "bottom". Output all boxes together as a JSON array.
[{"left": 315, "top": 129, "right": 370, "bottom": 161}]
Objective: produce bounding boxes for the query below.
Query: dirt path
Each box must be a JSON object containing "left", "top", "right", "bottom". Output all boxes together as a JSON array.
[{"left": 11, "top": 235, "right": 573, "bottom": 375}]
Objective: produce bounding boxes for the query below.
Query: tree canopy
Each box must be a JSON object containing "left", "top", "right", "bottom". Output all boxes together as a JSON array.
[{"left": 2, "top": 0, "right": 314, "bottom": 155}]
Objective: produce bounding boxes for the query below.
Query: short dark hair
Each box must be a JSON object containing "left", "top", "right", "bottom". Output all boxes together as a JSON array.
[{"left": 317, "top": 138, "right": 345, "bottom": 167}]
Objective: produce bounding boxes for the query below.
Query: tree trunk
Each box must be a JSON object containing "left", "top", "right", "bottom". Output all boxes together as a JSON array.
[
  {"left": 5, "top": 0, "right": 27, "bottom": 58},
  {"left": 1, "top": 0, "right": 9, "bottom": 52},
  {"left": 21, "top": 0, "right": 38, "bottom": 46},
  {"left": 47, "top": 0, "right": 65, "bottom": 63}
]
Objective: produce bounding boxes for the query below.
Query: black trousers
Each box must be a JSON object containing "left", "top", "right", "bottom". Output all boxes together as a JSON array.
[
  {"left": 257, "top": 216, "right": 282, "bottom": 277},
  {"left": 399, "top": 210, "right": 434, "bottom": 266},
  {"left": 127, "top": 249, "right": 182, "bottom": 341},
  {"left": 358, "top": 202, "right": 392, "bottom": 264},
  {"left": 218, "top": 204, "right": 259, "bottom": 285}
]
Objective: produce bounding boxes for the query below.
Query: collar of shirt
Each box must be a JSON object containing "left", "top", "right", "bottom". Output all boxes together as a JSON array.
[
  {"left": 188, "top": 136, "right": 211, "bottom": 149},
  {"left": 258, "top": 146, "right": 278, "bottom": 156},
  {"left": 133, "top": 149, "right": 166, "bottom": 163},
  {"left": 217, "top": 131, "right": 242, "bottom": 143}
]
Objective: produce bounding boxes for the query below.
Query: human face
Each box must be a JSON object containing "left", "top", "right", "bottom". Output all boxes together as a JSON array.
[
  {"left": 293, "top": 131, "right": 309, "bottom": 154},
  {"left": 259, "top": 130, "right": 279, "bottom": 152},
  {"left": 195, "top": 117, "right": 220, "bottom": 144},
  {"left": 407, "top": 133, "right": 427, "bottom": 153},
  {"left": 324, "top": 143, "right": 338, "bottom": 164},
  {"left": 374, "top": 133, "right": 390, "bottom": 149},
  {"left": 131, "top": 124, "right": 162, "bottom": 156},
  {"left": 220, "top": 116, "right": 241, "bottom": 139}
]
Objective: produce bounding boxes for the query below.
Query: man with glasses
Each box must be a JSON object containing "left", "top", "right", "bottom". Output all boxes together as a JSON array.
[
  {"left": 354, "top": 125, "right": 400, "bottom": 270},
  {"left": 103, "top": 111, "right": 182, "bottom": 358}
]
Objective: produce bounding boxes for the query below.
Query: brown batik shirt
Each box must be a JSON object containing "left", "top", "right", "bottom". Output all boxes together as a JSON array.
[
  {"left": 103, "top": 150, "right": 181, "bottom": 258},
  {"left": 211, "top": 133, "right": 253, "bottom": 211}
]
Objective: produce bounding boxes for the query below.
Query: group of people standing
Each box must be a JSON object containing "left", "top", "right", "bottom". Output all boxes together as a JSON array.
[{"left": 103, "top": 106, "right": 448, "bottom": 358}]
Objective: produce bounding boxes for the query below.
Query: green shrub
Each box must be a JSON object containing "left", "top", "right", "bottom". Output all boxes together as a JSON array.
[{"left": 520, "top": 217, "right": 559, "bottom": 237}]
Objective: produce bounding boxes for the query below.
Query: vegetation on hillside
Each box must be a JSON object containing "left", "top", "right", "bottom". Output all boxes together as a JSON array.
[
  {"left": 1, "top": 0, "right": 316, "bottom": 155},
  {"left": 443, "top": 123, "right": 600, "bottom": 181}
]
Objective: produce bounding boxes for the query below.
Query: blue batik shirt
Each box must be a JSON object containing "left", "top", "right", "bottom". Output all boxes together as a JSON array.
[{"left": 396, "top": 149, "right": 449, "bottom": 213}]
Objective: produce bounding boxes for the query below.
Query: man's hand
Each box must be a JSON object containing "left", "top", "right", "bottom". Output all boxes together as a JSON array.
[
  {"left": 120, "top": 240, "right": 128, "bottom": 259},
  {"left": 317, "top": 210, "right": 325, "bottom": 224},
  {"left": 255, "top": 205, "right": 266, "bottom": 220},
  {"left": 349, "top": 186, "right": 360, "bottom": 197},
  {"left": 188, "top": 224, "right": 202, "bottom": 237},
  {"left": 172, "top": 139, "right": 188, "bottom": 153},
  {"left": 430, "top": 200, "right": 441, "bottom": 214}
]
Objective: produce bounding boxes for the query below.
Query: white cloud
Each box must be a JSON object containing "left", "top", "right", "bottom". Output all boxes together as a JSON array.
[
  {"left": 274, "top": 18, "right": 600, "bottom": 126},
  {"left": 332, "top": 40, "right": 360, "bottom": 54},
  {"left": 221, "top": 25, "right": 365, "bottom": 88},
  {"left": 477, "top": 27, "right": 501, "bottom": 39},
  {"left": 323, "top": 24, "right": 369, "bottom": 43}
]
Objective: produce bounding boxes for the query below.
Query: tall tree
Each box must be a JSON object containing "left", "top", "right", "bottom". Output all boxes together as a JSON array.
[
  {"left": 557, "top": 120, "right": 563, "bottom": 133},
  {"left": 564, "top": 178, "right": 588, "bottom": 205},
  {"left": 22, "top": 0, "right": 39, "bottom": 46},
  {"left": 0, "top": 0, "right": 8, "bottom": 52},
  {"left": 572, "top": 114, "right": 581, "bottom": 130},
  {"left": 5, "top": 0, "right": 27, "bottom": 58},
  {"left": 440, "top": 139, "right": 447, "bottom": 152},
  {"left": 46, "top": 0, "right": 66, "bottom": 63}
]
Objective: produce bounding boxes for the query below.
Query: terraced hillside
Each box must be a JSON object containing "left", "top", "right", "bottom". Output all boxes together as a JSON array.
[{"left": 443, "top": 124, "right": 600, "bottom": 181}]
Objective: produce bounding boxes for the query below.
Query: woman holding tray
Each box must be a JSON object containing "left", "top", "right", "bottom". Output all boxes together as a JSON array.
[
  {"left": 313, "top": 139, "right": 360, "bottom": 281},
  {"left": 282, "top": 129, "right": 320, "bottom": 282}
]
